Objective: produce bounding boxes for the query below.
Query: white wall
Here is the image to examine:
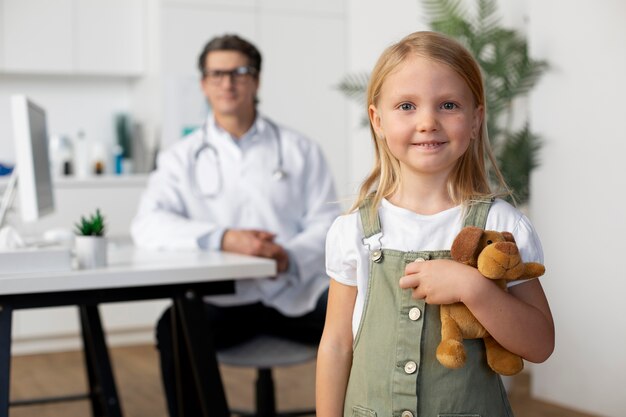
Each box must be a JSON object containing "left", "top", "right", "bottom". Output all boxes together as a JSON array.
[{"left": 528, "top": 1, "right": 626, "bottom": 416}]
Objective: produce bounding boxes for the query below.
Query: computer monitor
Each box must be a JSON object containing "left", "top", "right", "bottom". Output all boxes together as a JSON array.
[{"left": 7, "top": 95, "right": 55, "bottom": 222}]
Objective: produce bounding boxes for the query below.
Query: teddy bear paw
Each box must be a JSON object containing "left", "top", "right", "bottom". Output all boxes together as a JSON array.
[
  {"left": 488, "top": 354, "right": 523, "bottom": 376},
  {"left": 436, "top": 340, "right": 466, "bottom": 369}
]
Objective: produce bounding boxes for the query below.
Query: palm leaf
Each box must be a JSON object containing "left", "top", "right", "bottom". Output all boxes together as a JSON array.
[
  {"left": 336, "top": 72, "right": 369, "bottom": 104},
  {"left": 497, "top": 124, "right": 542, "bottom": 203},
  {"left": 336, "top": 72, "right": 370, "bottom": 126}
]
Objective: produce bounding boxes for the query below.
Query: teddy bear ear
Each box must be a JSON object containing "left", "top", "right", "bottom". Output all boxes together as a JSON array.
[
  {"left": 451, "top": 226, "right": 484, "bottom": 265},
  {"left": 502, "top": 232, "right": 516, "bottom": 243}
]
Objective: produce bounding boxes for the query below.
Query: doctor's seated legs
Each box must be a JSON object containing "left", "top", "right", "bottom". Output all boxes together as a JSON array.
[{"left": 156, "top": 290, "right": 327, "bottom": 417}]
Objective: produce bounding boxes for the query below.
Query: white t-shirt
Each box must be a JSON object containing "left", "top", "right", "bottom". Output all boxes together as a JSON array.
[{"left": 325, "top": 198, "right": 544, "bottom": 337}]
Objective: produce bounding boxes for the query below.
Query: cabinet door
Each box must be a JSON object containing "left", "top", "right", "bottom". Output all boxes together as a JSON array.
[
  {"left": 1, "top": 0, "right": 73, "bottom": 73},
  {"left": 74, "top": 0, "right": 144, "bottom": 76}
]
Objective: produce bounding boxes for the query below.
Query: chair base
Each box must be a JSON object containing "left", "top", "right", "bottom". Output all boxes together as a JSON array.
[{"left": 228, "top": 368, "right": 315, "bottom": 417}]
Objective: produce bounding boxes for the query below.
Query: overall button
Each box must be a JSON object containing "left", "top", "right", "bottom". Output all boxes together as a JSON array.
[
  {"left": 404, "top": 360, "right": 417, "bottom": 374},
  {"left": 401, "top": 411, "right": 414, "bottom": 417},
  {"left": 408, "top": 307, "right": 421, "bottom": 321},
  {"left": 371, "top": 250, "right": 383, "bottom": 263}
]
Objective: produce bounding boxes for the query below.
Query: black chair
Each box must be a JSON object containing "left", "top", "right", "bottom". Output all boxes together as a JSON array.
[{"left": 217, "top": 335, "right": 317, "bottom": 417}]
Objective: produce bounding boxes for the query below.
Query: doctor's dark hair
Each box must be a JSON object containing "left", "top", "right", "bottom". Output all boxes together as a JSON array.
[{"left": 198, "top": 34, "right": 262, "bottom": 77}]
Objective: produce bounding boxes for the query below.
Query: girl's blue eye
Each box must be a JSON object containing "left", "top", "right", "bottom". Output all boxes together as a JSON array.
[
  {"left": 442, "top": 102, "right": 457, "bottom": 110},
  {"left": 399, "top": 103, "right": 415, "bottom": 111}
]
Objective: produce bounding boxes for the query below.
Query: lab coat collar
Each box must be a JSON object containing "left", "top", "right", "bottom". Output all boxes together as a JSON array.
[{"left": 206, "top": 113, "right": 272, "bottom": 147}]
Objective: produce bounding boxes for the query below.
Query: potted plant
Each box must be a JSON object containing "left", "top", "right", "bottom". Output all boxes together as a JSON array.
[
  {"left": 338, "top": 0, "right": 547, "bottom": 205},
  {"left": 74, "top": 208, "right": 107, "bottom": 269}
]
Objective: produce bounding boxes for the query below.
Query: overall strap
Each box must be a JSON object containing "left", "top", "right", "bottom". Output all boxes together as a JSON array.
[
  {"left": 358, "top": 194, "right": 382, "bottom": 238},
  {"left": 462, "top": 197, "right": 495, "bottom": 229}
]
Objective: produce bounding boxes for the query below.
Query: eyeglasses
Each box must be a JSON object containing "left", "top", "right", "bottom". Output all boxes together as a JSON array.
[{"left": 203, "top": 66, "right": 258, "bottom": 84}]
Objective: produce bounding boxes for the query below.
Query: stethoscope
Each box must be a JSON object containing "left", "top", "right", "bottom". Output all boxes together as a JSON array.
[{"left": 191, "top": 118, "right": 286, "bottom": 198}]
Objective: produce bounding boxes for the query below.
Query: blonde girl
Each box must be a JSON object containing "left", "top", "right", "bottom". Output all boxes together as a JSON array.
[{"left": 316, "top": 31, "right": 553, "bottom": 417}]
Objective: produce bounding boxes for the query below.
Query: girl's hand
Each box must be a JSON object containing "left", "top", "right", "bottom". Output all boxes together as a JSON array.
[{"left": 398, "top": 259, "right": 487, "bottom": 305}]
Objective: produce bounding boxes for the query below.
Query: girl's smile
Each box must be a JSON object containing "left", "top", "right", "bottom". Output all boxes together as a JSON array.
[{"left": 411, "top": 140, "right": 448, "bottom": 149}]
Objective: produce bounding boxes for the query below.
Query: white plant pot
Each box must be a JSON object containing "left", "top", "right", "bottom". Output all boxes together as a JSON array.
[{"left": 75, "top": 235, "right": 107, "bottom": 269}]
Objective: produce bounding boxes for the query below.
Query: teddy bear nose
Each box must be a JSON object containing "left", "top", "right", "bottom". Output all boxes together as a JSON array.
[{"left": 494, "top": 241, "right": 519, "bottom": 256}]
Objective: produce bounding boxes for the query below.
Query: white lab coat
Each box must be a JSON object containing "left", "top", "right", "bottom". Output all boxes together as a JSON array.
[{"left": 131, "top": 114, "right": 340, "bottom": 316}]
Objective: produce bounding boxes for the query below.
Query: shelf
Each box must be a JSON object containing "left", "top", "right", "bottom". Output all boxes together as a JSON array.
[
  {"left": 54, "top": 174, "right": 149, "bottom": 189},
  {"left": 0, "top": 174, "right": 149, "bottom": 191}
]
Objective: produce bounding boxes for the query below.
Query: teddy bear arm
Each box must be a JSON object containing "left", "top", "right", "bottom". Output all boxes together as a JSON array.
[
  {"left": 437, "top": 305, "right": 467, "bottom": 369},
  {"left": 520, "top": 262, "right": 545, "bottom": 280}
]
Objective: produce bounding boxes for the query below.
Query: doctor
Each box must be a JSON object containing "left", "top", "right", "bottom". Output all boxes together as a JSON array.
[{"left": 131, "top": 34, "right": 339, "bottom": 416}]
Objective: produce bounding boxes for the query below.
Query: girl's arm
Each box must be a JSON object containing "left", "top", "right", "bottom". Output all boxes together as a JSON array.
[
  {"left": 399, "top": 260, "right": 554, "bottom": 363},
  {"left": 316, "top": 279, "right": 357, "bottom": 417},
  {"left": 464, "top": 275, "right": 554, "bottom": 362}
]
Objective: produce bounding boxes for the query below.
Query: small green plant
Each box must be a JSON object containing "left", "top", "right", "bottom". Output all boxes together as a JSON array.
[{"left": 74, "top": 209, "right": 106, "bottom": 236}]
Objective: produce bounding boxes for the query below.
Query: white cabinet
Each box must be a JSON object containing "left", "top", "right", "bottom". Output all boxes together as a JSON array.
[
  {"left": 75, "top": 0, "right": 144, "bottom": 76},
  {"left": 1, "top": 0, "right": 73, "bottom": 73},
  {"left": 0, "top": 0, "right": 144, "bottom": 76}
]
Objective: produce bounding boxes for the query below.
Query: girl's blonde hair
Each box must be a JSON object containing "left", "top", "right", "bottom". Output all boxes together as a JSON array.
[{"left": 350, "top": 31, "right": 509, "bottom": 213}]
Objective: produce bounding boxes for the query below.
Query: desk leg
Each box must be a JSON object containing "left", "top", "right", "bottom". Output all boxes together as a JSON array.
[
  {"left": 79, "top": 304, "right": 123, "bottom": 417},
  {"left": 173, "top": 291, "right": 229, "bottom": 417},
  {"left": 0, "top": 304, "right": 12, "bottom": 417}
]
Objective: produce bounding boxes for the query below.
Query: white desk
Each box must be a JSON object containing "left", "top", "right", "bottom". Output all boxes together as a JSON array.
[{"left": 0, "top": 243, "right": 276, "bottom": 417}]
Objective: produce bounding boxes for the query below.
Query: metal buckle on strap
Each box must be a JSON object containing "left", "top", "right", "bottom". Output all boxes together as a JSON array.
[
  {"left": 371, "top": 250, "right": 383, "bottom": 263},
  {"left": 361, "top": 233, "right": 384, "bottom": 263}
]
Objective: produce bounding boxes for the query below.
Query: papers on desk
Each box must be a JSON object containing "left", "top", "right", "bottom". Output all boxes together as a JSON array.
[{"left": 0, "top": 246, "right": 72, "bottom": 275}]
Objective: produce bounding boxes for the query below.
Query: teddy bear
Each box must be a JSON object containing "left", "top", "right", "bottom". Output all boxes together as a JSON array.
[{"left": 435, "top": 226, "right": 545, "bottom": 376}]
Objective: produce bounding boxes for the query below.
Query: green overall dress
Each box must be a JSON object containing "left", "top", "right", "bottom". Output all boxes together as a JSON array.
[{"left": 344, "top": 198, "right": 514, "bottom": 417}]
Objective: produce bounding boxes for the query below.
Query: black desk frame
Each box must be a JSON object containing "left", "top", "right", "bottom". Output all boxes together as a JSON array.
[{"left": 0, "top": 280, "right": 235, "bottom": 417}]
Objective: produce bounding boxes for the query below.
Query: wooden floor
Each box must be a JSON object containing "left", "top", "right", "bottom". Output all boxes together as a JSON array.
[{"left": 8, "top": 344, "right": 599, "bottom": 417}]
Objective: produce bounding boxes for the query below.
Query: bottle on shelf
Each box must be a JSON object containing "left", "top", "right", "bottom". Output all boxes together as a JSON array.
[
  {"left": 91, "top": 141, "right": 107, "bottom": 175},
  {"left": 49, "top": 134, "right": 74, "bottom": 177},
  {"left": 74, "top": 130, "right": 91, "bottom": 179}
]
